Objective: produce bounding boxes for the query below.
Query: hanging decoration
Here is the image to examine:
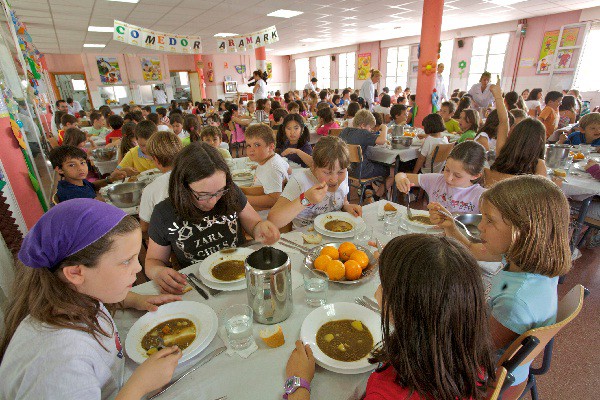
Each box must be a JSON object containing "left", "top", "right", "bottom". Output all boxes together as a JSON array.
[
  {"left": 114, "top": 20, "right": 202, "bottom": 54},
  {"left": 216, "top": 26, "right": 279, "bottom": 53},
  {"left": 235, "top": 65, "right": 246, "bottom": 75},
  {"left": 421, "top": 61, "right": 436, "bottom": 75},
  {"left": 357, "top": 53, "right": 371, "bottom": 80},
  {"left": 431, "top": 89, "right": 439, "bottom": 114},
  {"left": 458, "top": 60, "right": 467, "bottom": 78}
]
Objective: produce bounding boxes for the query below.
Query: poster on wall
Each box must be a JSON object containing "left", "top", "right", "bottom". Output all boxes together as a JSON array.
[
  {"left": 554, "top": 49, "right": 574, "bottom": 70},
  {"left": 141, "top": 57, "right": 162, "bottom": 81},
  {"left": 96, "top": 57, "right": 122, "bottom": 84},
  {"left": 266, "top": 62, "right": 272, "bottom": 79},
  {"left": 559, "top": 28, "right": 580, "bottom": 47},
  {"left": 536, "top": 30, "right": 559, "bottom": 74},
  {"left": 357, "top": 53, "right": 371, "bottom": 80}
]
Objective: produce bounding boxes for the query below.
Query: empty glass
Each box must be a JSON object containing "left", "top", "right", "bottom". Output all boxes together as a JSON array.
[
  {"left": 383, "top": 211, "right": 398, "bottom": 237},
  {"left": 303, "top": 268, "right": 328, "bottom": 307},
  {"left": 223, "top": 304, "right": 255, "bottom": 351},
  {"left": 354, "top": 226, "right": 374, "bottom": 248}
]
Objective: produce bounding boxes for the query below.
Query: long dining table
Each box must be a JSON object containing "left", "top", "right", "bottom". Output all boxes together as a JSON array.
[{"left": 115, "top": 201, "right": 500, "bottom": 400}]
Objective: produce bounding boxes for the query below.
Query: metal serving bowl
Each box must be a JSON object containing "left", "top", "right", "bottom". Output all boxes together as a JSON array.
[
  {"left": 455, "top": 214, "right": 482, "bottom": 239},
  {"left": 91, "top": 147, "right": 117, "bottom": 161},
  {"left": 106, "top": 182, "right": 146, "bottom": 208},
  {"left": 391, "top": 136, "right": 413, "bottom": 149}
]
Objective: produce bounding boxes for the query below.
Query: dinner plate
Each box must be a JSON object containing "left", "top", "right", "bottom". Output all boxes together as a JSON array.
[
  {"left": 140, "top": 168, "right": 161, "bottom": 176},
  {"left": 300, "top": 302, "right": 382, "bottom": 374},
  {"left": 304, "top": 242, "right": 378, "bottom": 285},
  {"left": 198, "top": 248, "right": 254, "bottom": 285},
  {"left": 401, "top": 208, "right": 441, "bottom": 231},
  {"left": 231, "top": 168, "right": 255, "bottom": 182},
  {"left": 125, "top": 301, "right": 218, "bottom": 364},
  {"left": 314, "top": 212, "right": 366, "bottom": 239}
]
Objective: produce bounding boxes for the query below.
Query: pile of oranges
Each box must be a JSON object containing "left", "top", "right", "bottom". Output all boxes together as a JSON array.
[{"left": 313, "top": 242, "right": 370, "bottom": 281}]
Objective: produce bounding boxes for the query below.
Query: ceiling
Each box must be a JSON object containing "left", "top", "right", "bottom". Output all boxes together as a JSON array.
[{"left": 4, "top": 0, "right": 600, "bottom": 56}]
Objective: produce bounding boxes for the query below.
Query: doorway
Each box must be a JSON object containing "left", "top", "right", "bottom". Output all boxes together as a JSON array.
[
  {"left": 170, "top": 71, "right": 191, "bottom": 102},
  {"left": 50, "top": 73, "right": 92, "bottom": 110}
]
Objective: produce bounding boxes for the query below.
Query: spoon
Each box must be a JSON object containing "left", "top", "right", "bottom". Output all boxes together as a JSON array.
[
  {"left": 436, "top": 209, "right": 483, "bottom": 243},
  {"left": 405, "top": 193, "right": 414, "bottom": 221}
]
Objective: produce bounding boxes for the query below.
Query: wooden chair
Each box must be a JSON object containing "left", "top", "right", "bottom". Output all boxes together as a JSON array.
[
  {"left": 487, "top": 367, "right": 510, "bottom": 400},
  {"left": 328, "top": 128, "right": 342, "bottom": 137},
  {"left": 497, "top": 284, "right": 587, "bottom": 400},
  {"left": 347, "top": 144, "right": 386, "bottom": 205},
  {"left": 483, "top": 168, "right": 515, "bottom": 188},
  {"left": 51, "top": 192, "right": 60, "bottom": 206},
  {"left": 428, "top": 143, "right": 455, "bottom": 173}
]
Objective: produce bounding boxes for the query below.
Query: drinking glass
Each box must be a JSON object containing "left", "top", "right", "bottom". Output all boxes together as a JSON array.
[
  {"left": 383, "top": 211, "right": 398, "bottom": 237},
  {"left": 303, "top": 268, "right": 328, "bottom": 307},
  {"left": 354, "top": 226, "right": 374, "bottom": 248},
  {"left": 223, "top": 304, "right": 255, "bottom": 351}
]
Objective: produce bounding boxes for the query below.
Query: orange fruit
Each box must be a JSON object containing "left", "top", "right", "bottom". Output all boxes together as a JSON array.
[
  {"left": 338, "top": 242, "right": 357, "bottom": 261},
  {"left": 349, "top": 250, "right": 369, "bottom": 270},
  {"left": 344, "top": 260, "right": 362, "bottom": 281},
  {"left": 320, "top": 246, "right": 340, "bottom": 260},
  {"left": 314, "top": 255, "right": 332, "bottom": 272},
  {"left": 326, "top": 260, "right": 345, "bottom": 281}
]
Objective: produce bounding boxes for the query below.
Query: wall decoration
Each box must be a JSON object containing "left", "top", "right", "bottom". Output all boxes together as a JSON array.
[
  {"left": 357, "top": 53, "right": 371, "bottom": 80},
  {"left": 113, "top": 20, "right": 202, "bottom": 54},
  {"left": 410, "top": 62, "right": 419, "bottom": 75},
  {"left": 555, "top": 49, "right": 574, "bottom": 69},
  {"left": 216, "top": 26, "right": 279, "bottom": 53},
  {"left": 421, "top": 61, "right": 436, "bottom": 75},
  {"left": 458, "top": 60, "right": 467, "bottom": 78},
  {"left": 266, "top": 62, "right": 272, "bottom": 79},
  {"left": 224, "top": 62, "right": 229, "bottom": 69},
  {"left": 235, "top": 65, "right": 246, "bottom": 75},
  {"left": 560, "top": 28, "right": 580, "bottom": 47},
  {"left": 207, "top": 70, "right": 214, "bottom": 82},
  {"left": 536, "top": 30, "right": 559, "bottom": 74},
  {"left": 140, "top": 57, "right": 162, "bottom": 81},
  {"left": 96, "top": 57, "right": 122, "bottom": 84}
]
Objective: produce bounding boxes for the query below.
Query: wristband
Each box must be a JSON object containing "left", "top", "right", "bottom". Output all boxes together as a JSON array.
[
  {"left": 300, "top": 192, "right": 313, "bottom": 207},
  {"left": 283, "top": 376, "right": 311, "bottom": 399}
]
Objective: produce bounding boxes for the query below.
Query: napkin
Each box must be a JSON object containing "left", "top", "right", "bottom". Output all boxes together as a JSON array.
[{"left": 218, "top": 326, "right": 258, "bottom": 359}]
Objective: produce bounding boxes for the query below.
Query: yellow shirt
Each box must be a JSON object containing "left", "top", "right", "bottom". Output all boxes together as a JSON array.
[
  {"left": 444, "top": 118, "right": 461, "bottom": 133},
  {"left": 118, "top": 146, "right": 156, "bottom": 172}
]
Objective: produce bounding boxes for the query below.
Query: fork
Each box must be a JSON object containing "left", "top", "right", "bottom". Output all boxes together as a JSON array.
[
  {"left": 405, "top": 193, "right": 413, "bottom": 221},
  {"left": 188, "top": 273, "right": 221, "bottom": 296},
  {"left": 354, "top": 297, "right": 381, "bottom": 314},
  {"left": 278, "top": 237, "right": 310, "bottom": 254},
  {"left": 436, "top": 209, "right": 483, "bottom": 243}
]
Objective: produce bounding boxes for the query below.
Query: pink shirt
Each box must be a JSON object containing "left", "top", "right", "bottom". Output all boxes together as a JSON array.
[
  {"left": 418, "top": 173, "right": 485, "bottom": 213},
  {"left": 316, "top": 121, "right": 340, "bottom": 136}
]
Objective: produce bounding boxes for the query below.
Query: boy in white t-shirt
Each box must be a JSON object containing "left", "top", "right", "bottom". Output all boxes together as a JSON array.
[
  {"left": 241, "top": 123, "right": 291, "bottom": 211},
  {"left": 269, "top": 136, "right": 362, "bottom": 229},
  {"left": 413, "top": 113, "right": 449, "bottom": 173},
  {"left": 138, "top": 131, "right": 183, "bottom": 234}
]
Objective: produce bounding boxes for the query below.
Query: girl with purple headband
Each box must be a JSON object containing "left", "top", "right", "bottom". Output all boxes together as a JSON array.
[{"left": 0, "top": 198, "right": 182, "bottom": 399}]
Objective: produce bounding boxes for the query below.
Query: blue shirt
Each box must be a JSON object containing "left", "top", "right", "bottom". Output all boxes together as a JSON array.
[
  {"left": 564, "top": 131, "right": 600, "bottom": 146},
  {"left": 57, "top": 179, "right": 96, "bottom": 202},
  {"left": 488, "top": 269, "right": 558, "bottom": 385}
]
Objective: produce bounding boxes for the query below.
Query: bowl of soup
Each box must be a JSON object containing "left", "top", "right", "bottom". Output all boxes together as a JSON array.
[{"left": 300, "top": 302, "right": 382, "bottom": 374}]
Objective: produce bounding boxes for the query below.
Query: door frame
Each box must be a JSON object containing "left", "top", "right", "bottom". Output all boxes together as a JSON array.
[
  {"left": 49, "top": 72, "right": 93, "bottom": 110},
  {"left": 169, "top": 70, "right": 195, "bottom": 102}
]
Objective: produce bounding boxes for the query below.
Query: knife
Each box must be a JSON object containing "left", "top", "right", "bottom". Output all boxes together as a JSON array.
[
  {"left": 148, "top": 346, "right": 226, "bottom": 399},
  {"left": 189, "top": 272, "right": 222, "bottom": 296},
  {"left": 185, "top": 274, "right": 209, "bottom": 300}
]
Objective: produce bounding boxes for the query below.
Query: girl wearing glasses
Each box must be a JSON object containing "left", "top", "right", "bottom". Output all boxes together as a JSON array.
[{"left": 145, "top": 142, "right": 280, "bottom": 294}]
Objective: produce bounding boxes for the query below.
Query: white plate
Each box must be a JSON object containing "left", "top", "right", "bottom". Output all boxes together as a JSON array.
[
  {"left": 314, "top": 212, "right": 366, "bottom": 239},
  {"left": 125, "top": 301, "right": 218, "bottom": 364},
  {"left": 300, "top": 302, "right": 381, "bottom": 374},
  {"left": 401, "top": 208, "right": 440, "bottom": 231},
  {"left": 198, "top": 248, "right": 254, "bottom": 285},
  {"left": 231, "top": 169, "right": 255, "bottom": 182}
]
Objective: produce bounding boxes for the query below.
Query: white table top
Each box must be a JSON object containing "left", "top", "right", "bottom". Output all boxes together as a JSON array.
[
  {"left": 367, "top": 144, "right": 420, "bottom": 164},
  {"left": 115, "top": 201, "right": 499, "bottom": 399},
  {"left": 561, "top": 171, "right": 600, "bottom": 200}
]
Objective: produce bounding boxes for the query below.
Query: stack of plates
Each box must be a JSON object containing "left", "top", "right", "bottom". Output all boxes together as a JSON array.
[
  {"left": 231, "top": 168, "right": 255, "bottom": 187},
  {"left": 313, "top": 212, "right": 366, "bottom": 239}
]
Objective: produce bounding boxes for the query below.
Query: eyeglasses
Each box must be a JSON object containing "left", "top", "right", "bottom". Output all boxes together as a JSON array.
[{"left": 189, "top": 187, "right": 229, "bottom": 201}]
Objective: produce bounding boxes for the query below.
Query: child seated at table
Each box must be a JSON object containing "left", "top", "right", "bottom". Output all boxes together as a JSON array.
[
  {"left": 284, "top": 234, "right": 494, "bottom": 400},
  {"left": 87, "top": 111, "right": 110, "bottom": 138},
  {"left": 538, "top": 91, "right": 563, "bottom": 139},
  {"left": 287, "top": 101, "right": 300, "bottom": 115},
  {"left": 558, "top": 112, "right": 600, "bottom": 146},
  {"left": 241, "top": 123, "right": 290, "bottom": 211},
  {"left": 57, "top": 114, "right": 79, "bottom": 145},
  {"left": 372, "top": 112, "right": 388, "bottom": 138},
  {"left": 272, "top": 108, "right": 288, "bottom": 131},
  {"left": 413, "top": 113, "right": 450, "bottom": 173},
  {"left": 396, "top": 141, "right": 486, "bottom": 213},
  {"left": 342, "top": 102, "right": 360, "bottom": 128},
  {"left": 388, "top": 104, "right": 408, "bottom": 127},
  {"left": 200, "top": 126, "right": 232, "bottom": 160},
  {"left": 62, "top": 127, "right": 95, "bottom": 151},
  {"left": 510, "top": 109, "right": 528, "bottom": 125},
  {"left": 429, "top": 175, "right": 571, "bottom": 392},
  {"left": 0, "top": 199, "right": 182, "bottom": 399},
  {"left": 457, "top": 109, "right": 480, "bottom": 143},
  {"left": 139, "top": 131, "right": 183, "bottom": 233},
  {"left": 439, "top": 101, "right": 461, "bottom": 133},
  {"left": 104, "top": 114, "right": 124, "bottom": 145},
  {"left": 116, "top": 122, "right": 137, "bottom": 162},
  {"left": 156, "top": 106, "right": 170, "bottom": 126},
  {"left": 315, "top": 107, "right": 339, "bottom": 136},
  {"left": 169, "top": 113, "right": 187, "bottom": 140},
  {"left": 276, "top": 114, "right": 313, "bottom": 168},
  {"left": 269, "top": 136, "right": 361, "bottom": 229},
  {"left": 49, "top": 146, "right": 125, "bottom": 202},
  {"left": 117, "top": 120, "right": 157, "bottom": 174}
]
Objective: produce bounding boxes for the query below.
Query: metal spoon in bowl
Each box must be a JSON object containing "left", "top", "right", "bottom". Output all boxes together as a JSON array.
[{"left": 436, "top": 209, "right": 483, "bottom": 243}]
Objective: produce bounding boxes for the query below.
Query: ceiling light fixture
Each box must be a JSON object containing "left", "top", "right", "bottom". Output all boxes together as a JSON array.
[
  {"left": 486, "top": 0, "right": 526, "bottom": 4},
  {"left": 267, "top": 9, "right": 303, "bottom": 18},
  {"left": 299, "top": 38, "right": 321, "bottom": 43},
  {"left": 83, "top": 44, "right": 106, "bottom": 48},
  {"left": 106, "top": 0, "right": 139, "bottom": 3},
  {"left": 368, "top": 22, "right": 402, "bottom": 29},
  {"left": 88, "top": 26, "right": 113, "bottom": 32},
  {"left": 214, "top": 33, "right": 238, "bottom": 37},
  {"left": 266, "top": 48, "right": 274, "bottom": 51}
]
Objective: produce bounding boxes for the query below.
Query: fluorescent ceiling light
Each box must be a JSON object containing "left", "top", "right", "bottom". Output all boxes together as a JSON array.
[
  {"left": 486, "top": 0, "right": 526, "bottom": 4},
  {"left": 106, "top": 0, "right": 139, "bottom": 3},
  {"left": 214, "top": 33, "right": 238, "bottom": 37},
  {"left": 88, "top": 26, "right": 113, "bottom": 32},
  {"left": 267, "top": 9, "right": 303, "bottom": 18},
  {"left": 266, "top": 48, "right": 274, "bottom": 52},
  {"left": 369, "top": 22, "right": 401, "bottom": 29},
  {"left": 83, "top": 44, "right": 106, "bottom": 48},
  {"left": 299, "top": 38, "right": 321, "bottom": 43}
]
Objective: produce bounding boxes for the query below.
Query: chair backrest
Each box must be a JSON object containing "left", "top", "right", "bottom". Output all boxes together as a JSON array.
[
  {"left": 498, "top": 284, "right": 586, "bottom": 366},
  {"left": 51, "top": 192, "right": 60, "bottom": 206},
  {"left": 486, "top": 367, "right": 509, "bottom": 400},
  {"left": 483, "top": 167, "right": 515, "bottom": 188},
  {"left": 328, "top": 128, "right": 342, "bottom": 137},
  {"left": 429, "top": 143, "right": 455, "bottom": 173},
  {"left": 347, "top": 144, "right": 363, "bottom": 164}
]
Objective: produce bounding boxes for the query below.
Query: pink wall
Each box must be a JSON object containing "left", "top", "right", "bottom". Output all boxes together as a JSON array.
[
  {"left": 44, "top": 54, "right": 84, "bottom": 73},
  {"left": 167, "top": 54, "right": 196, "bottom": 71}
]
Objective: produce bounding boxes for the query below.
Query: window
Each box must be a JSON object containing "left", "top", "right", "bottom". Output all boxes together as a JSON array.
[
  {"left": 338, "top": 52, "right": 356, "bottom": 89},
  {"left": 316, "top": 55, "right": 331, "bottom": 89},
  {"left": 573, "top": 25, "right": 600, "bottom": 92},
  {"left": 467, "top": 33, "right": 510, "bottom": 89},
  {"left": 295, "top": 58, "right": 309, "bottom": 91},
  {"left": 386, "top": 46, "right": 409, "bottom": 90}
]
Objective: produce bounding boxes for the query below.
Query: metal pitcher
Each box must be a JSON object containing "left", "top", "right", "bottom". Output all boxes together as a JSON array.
[
  {"left": 245, "top": 247, "right": 293, "bottom": 325},
  {"left": 389, "top": 123, "right": 404, "bottom": 139},
  {"left": 546, "top": 145, "right": 571, "bottom": 169}
]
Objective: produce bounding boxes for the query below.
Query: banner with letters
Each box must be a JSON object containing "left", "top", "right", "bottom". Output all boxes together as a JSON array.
[
  {"left": 216, "top": 26, "right": 279, "bottom": 53},
  {"left": 113, "top": 20, "right": 202, "bottom": 54}
]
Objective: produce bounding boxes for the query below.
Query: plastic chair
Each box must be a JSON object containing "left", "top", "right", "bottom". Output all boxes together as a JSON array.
[
  {"left": 497, "top": 284, "right": 587, "bottom": 400},
  {"left": 483, "top": 167, "right": 515, "bottom": 188},
  {"left": 428, "top": 143, "right": 455, "bottom": 173},
  {"left": 347, "top": 144, "right": 386, "bottom": 206},
  {"left": 328, "top": 128, "right": 342, "bottom": 137}
]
